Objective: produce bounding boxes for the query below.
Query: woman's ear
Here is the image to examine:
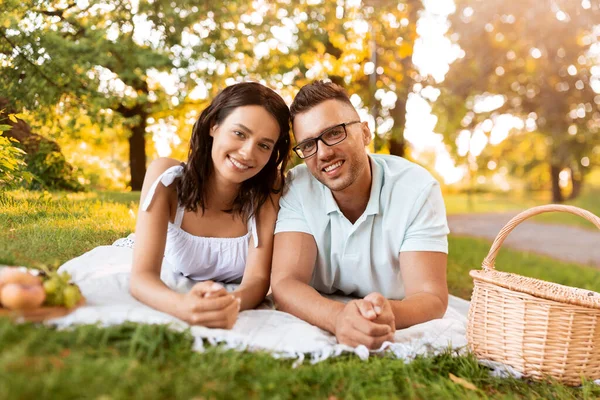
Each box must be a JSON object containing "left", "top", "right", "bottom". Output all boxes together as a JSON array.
[{"left": 210, "top": 124, "right": 218, "bottom": 137}]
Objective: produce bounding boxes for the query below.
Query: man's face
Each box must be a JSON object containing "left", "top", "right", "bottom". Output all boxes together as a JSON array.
[{"left": 293, "top": 99, "right": 371, "bottom": 192}]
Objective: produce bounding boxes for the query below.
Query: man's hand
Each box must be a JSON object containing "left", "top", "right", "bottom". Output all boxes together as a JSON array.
[
  {"left": 334, "top": 300, "right": 395, "bottom": 349},
  {"left": 356, "top": 292, "right": 396, "bottom": 333},
  {"left": 176, "top": 281, "right": 241, "bottom": 328}
]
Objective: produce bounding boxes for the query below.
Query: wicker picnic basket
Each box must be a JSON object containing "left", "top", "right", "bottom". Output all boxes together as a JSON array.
[{"left": 467, "top": 204, "right": 600, "bottom": 386}]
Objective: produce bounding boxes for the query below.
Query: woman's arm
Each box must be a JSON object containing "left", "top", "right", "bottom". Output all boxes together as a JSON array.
[
  {"left": 129, "top": 157, "right": 187, "bottom": 316},
  {"left": 129, "top": 158, "right": 239, "bottom": 327},
  {"left": 233, "top": 193, "right": 280, "bottom": 310}
]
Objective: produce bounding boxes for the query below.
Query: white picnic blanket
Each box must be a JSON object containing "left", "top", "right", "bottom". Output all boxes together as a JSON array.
[{"left": 49, "top": 245, "right": 469, "bottom": 365}]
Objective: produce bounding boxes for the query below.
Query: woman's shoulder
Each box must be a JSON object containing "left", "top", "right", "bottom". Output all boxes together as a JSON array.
[
  {"left": 140, "top": 158, "right": 182, "bottom": 203},
  {"left": 146, "top": 157, "right": 182, "bottom": 178},
  {"left": 143, "top": 158, "right": 183, "bottom": 186},
  {"left": 255, "top": 191, "right": 281, "bottom": 225}
]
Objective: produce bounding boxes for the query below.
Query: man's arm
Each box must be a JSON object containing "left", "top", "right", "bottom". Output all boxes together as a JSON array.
[
  {"left": 389, "top": 251, "right": 448, "bottom": 328},
  {"left": 271, "top": 232, "right": 394, "bottom": 348},
  {"left": 271, "top": 232, "right": 343, "bottom": 333}
]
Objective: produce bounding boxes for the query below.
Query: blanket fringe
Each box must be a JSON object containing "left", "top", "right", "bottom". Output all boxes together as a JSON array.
[{"left": 190, "top": 332, "right": 465, "bottom": 368}]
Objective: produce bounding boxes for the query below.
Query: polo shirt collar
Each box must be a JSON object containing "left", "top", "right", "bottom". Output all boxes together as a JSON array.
[
  {"left": 323, "top": 155, "right": 383, "bottom": 216},
  {"left": 364, "top": 155, "right": 382, "bottom": 216}
]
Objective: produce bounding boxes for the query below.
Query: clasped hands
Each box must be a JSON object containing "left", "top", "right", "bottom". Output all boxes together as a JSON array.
[
  {"left": 334, "top": 292, "right": 396, "bottom": 350},
  {"left": 177, "top": 280, "right": 241, "bottom": 329},
  {"left": 177, "top": 282, "right": 396, "bottom": 347}
]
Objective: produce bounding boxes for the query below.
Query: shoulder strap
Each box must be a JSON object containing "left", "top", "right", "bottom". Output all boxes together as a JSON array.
[
  {"left": 248, "top": 213, "right": 259, "bottom": 248},
  {"left": 141, "top": 165, "right": 184, "bottom": 211},
  {"left": 173, "top": 205, "right": 185, "bottom": 228}
]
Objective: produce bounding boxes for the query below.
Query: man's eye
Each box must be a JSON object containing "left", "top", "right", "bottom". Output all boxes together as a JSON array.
[
  {"left": 325, "top": 128, "right": 344, "bottom": 139},
  {"left": 300, "top": 141, "right": 315, "bottom": 152}
]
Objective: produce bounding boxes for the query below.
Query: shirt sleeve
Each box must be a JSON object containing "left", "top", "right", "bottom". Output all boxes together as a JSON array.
[
  {"left": 400, "top": 182, "right": 449, "bottom": 253},
  {"left": 274, "top": 184, "right": 312, "bottom": 235}
]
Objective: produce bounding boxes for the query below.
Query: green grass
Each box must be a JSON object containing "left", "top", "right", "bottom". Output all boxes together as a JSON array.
[
  {"left": 444, "top": 186, "right": 600, "bottom": 230},
  {"left": 2, "top": 189, "right": 600, "bottom": 398},
  {"left": 0, "top": 190, "right": 139, "bottom": 266},
  {"left": 3, "top": 322, "right": 598, "bottom": 400}
]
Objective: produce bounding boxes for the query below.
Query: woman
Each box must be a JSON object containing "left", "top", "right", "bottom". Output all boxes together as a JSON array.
[{"left": 129, "top": 82, "right": 290, "bottom": 329}]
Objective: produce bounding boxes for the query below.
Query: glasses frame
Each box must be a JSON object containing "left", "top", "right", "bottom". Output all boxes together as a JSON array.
[{"left": 293, "top": 120, "right": 361, "bottom": 159}]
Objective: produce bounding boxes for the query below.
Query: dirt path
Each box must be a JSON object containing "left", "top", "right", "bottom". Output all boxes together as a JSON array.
[{"left": 448, "top": 212, "right": 600, "bottom": 267}]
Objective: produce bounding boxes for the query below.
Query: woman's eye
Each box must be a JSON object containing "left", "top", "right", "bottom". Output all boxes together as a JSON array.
[
  {"left": 234, "top": 131, "right": 245, "bottom": 138},
  {"left": 259, "top": 143, "right": 272, "bottom": 151}
]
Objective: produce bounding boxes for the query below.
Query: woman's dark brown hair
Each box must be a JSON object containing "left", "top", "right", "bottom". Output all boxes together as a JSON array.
[{"left": 178, "top": 82, "right": 291, "bottom": 219}]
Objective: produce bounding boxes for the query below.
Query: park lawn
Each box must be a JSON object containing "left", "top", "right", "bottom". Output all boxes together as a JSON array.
[
  {"left": 444, "top": 186, "right": 600, "bottom": 230},
  {"left": 2, "top": 190, "right": 600, "bottom": 398}
]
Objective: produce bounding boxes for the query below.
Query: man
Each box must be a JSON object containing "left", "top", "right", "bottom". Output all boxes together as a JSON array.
[{"left": 271, "top": 81, "right": 449, "bottom": 350}]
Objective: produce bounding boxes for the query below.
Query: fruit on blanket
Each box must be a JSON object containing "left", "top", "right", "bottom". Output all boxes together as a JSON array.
[
  {"left": 63, "top": 285, "right": 82, "bottom": 308},
  {"left": 0, "top": 267, "right": 42, "bottom": 287},
  {"left": 0, "top": 266, "right": 83, "bottom": 311},
  {"left": 1, "top": 283, "right": 46, "bottom": 310},
  {"left": 42, "top": 270, "right": 82, "bottom": 308},
  {"left": 0, "top": 267, "right": 43, "bottom": 307},
  {"left": 43, "top": 279, "right": 58, "bottom": 294}
]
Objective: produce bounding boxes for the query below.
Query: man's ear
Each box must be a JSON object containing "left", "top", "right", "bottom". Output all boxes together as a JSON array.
[{"left": 361, "top": 122, "right": 372, "bottom": 146}]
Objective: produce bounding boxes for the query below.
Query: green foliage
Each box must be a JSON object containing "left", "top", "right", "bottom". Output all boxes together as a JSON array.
[
  {"left": 16, "top": 139, "right": 83, "bottom": 191},
  {"left": 1, "top": 0, "right": 429, "bottom": 189},
  {"left": 0, "top": 118, "right": 33, "bottom": 189},
  {"left": 0, "top": 134, "right": 28, "bottom": 189}
]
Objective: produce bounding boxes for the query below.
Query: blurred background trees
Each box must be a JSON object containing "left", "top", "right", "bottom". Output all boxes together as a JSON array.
[
  {"left": 441, "top": 0, "right": 600, "bottom": 202},
  {"left": 1, "top": 0, "right": 599, "bottom": 201}
]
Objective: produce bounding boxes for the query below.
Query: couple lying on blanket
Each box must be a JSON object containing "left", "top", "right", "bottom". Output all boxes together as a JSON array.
[{"left": 122, "top": 80, "right": 448, "bottom": 350}]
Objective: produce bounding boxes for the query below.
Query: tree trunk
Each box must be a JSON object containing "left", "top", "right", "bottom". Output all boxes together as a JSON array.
[
  {"left": 118, "top": 101, "right": 148, "bottom": 191},
  {"left": 388, "top": 94, "right": 406, "bottom": 157},
  {"left": 550, "top": 164, "right": 564, "bottom": 203},
  {"left": 128, "top": 113, "right": 147, "bottom": 191},
  {"left": 569, "top": 166, "right": 583, "bottom": 200}
]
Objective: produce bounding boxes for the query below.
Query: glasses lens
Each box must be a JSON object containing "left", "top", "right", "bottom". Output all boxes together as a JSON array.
[
  {"left": 296, "top": 140, "right": 317, "bottom": 158},
  {"left": 321, "top": 125, "right": 346, "bottom": 145}
]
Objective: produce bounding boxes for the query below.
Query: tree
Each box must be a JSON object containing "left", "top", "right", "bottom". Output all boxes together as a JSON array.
[
  {"left": 440, "top": 0, "right": 600, "bottom": 201},
  {"left": 0, "top": 98, "right": 81, "bottom": 190},
  {"left": 269, "top": 0, "right": 424, "bottom": 156},
  {"left": 2, "top": 0, "right": 434, "bottom": 190},
  {"left": 1, "top": 1, "right": 244, "bottom": 189}
]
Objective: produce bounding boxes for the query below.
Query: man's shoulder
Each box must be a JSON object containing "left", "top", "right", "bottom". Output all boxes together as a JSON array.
[
  {"left": 373, "top": 154, "right": 439, "bottom": 191},
  {"left": 285, "top": 163, "right": 318, "bottom": 189}
]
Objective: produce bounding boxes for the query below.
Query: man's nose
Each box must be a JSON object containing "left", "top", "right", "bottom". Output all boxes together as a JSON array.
[{"left": 316, "top": 140, "right": 335, "bottom": 159}]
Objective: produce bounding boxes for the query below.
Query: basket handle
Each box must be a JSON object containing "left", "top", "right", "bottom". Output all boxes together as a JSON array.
[{"left": 482, "top": 204, "right": 600, "bottom": 270}]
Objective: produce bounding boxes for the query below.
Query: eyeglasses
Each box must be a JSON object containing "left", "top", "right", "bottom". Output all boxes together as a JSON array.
[{"left": 293, "top": 121, "right": 361, "bottom": 159}]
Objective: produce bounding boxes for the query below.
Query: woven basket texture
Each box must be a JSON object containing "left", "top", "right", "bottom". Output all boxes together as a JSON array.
[{"left": 467, "top": 205, "right": 600, "bottom": 386}]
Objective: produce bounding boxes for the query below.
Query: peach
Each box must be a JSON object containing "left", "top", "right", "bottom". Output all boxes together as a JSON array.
[
  {"left": 1, "top": 284, "right": 46, "bottom": 310},
  {"left": 0, "top": 267, "right": 42, "bottom": 287}
]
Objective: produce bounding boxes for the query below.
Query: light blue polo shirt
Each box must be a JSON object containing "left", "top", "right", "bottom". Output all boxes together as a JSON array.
[{"left": 275, "top": 154, "right": 449, "bottom": 299}]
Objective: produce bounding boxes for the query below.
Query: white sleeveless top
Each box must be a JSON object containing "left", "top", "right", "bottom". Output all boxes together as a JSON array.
[{"left": 140, "top": 165, "right": 258, "bottom": 283}]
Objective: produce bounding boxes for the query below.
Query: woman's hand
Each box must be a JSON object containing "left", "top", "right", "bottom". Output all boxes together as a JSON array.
[{"left": 176, "top": 281, "right": 241, "bottom": 329}]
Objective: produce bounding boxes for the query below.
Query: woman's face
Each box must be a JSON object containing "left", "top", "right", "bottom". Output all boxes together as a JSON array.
[{"left": 210, "top": 105, "right": 281, "bottom": 185}]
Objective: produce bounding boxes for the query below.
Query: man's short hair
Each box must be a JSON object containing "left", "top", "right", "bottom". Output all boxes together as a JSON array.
[{"left": 290, "top": 80, "right": 354, "bottom": 121}]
